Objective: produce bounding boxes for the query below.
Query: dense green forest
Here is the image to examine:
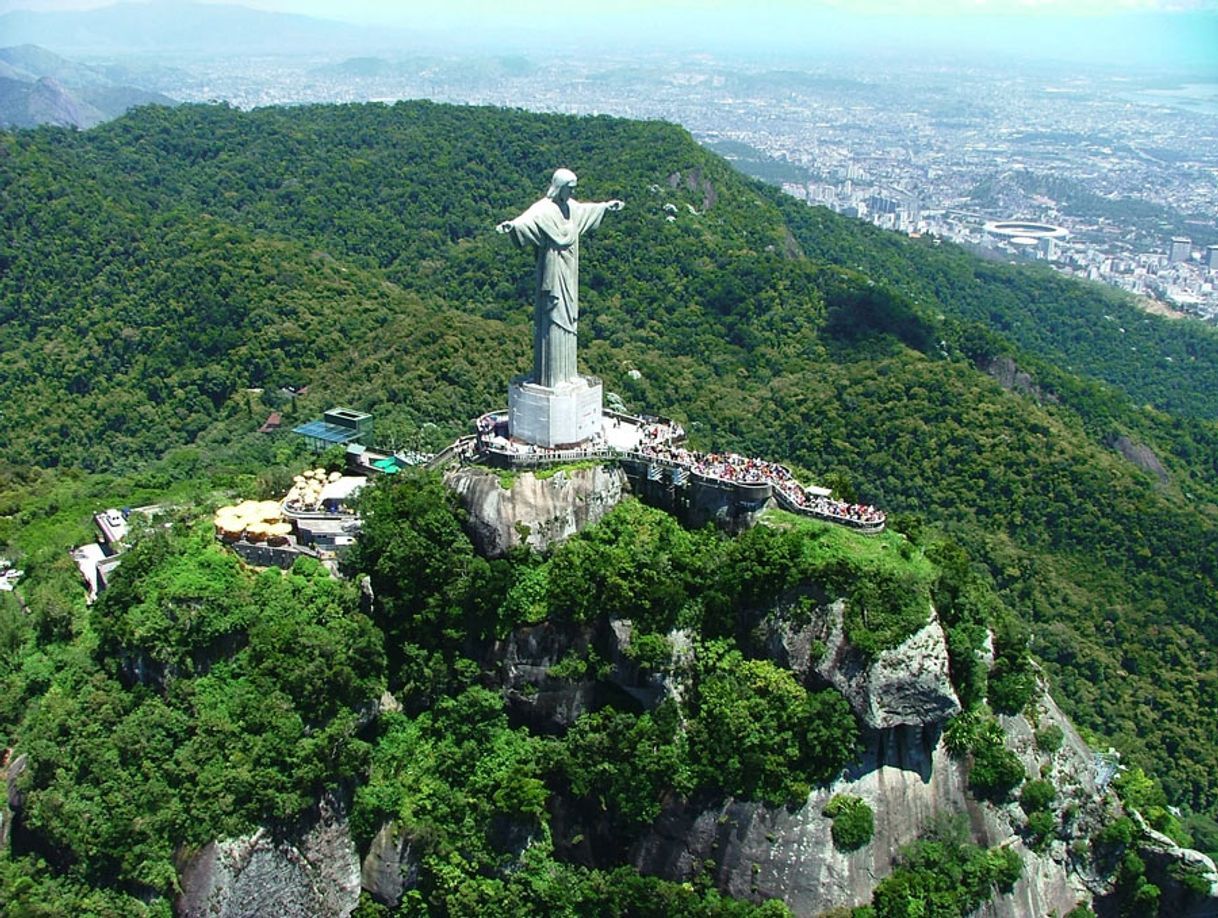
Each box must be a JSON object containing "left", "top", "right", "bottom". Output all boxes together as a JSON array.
[
  {"left": 3, "top": 101, "right": 1218, "bottom": 911},
  {"left": 0, "top": 476, "right": 1030, "bottom": 914}
]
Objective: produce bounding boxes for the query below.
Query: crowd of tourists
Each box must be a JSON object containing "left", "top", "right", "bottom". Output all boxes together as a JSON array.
[
  {"left": 632, "top": 441, "right": 885, "bottom": 528},
  {"left": 770, "top": 479, "right": 886, "bottom": 527}
]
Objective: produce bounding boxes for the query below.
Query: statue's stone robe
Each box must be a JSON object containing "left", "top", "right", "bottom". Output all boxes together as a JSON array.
[{"left": 505, "top": 197, "right": 612, "bottom": 387}]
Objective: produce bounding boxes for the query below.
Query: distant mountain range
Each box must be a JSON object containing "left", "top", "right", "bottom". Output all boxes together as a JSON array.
[
  {"left": 0, "top": 1, "right": 401, "bottom": 56},
  {"left": 0, "top": 44, "right": 174, "bottom": 129}
]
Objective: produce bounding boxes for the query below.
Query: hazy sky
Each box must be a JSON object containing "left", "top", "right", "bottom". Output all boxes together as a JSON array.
[
  {"left": 2, "top": 0, "right": 1216, "bottom": 69},
  {"left": 9, "top": 0, "right": 1214, "bottom": 17},
  {"left": 9, "top": 0, "right": 1209, "bottom": 19},
  {"left": 7, "top": 0, "right": 1215, "bottom": 18}
]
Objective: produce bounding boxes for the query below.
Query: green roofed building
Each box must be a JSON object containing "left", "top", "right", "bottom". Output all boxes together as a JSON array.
[{"left": 293, "top": 407, "right": 374, "bottom": 451}]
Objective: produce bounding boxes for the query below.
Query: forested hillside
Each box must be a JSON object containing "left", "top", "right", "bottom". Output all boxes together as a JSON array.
[{"left": 2, "top": 101, "right": 1218, "bottom": 911}]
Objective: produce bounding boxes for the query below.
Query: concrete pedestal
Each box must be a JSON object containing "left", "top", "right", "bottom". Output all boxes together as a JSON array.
[{"left": 508, "top": 375, "right": 603, "bottom": 448}]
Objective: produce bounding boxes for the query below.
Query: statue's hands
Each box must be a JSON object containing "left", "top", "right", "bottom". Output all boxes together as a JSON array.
[
  {"left": 496, "top": 220, "right": 513, "bottom": 234},
  {"left": 607, "top": 200, "right": 625, "bottom": 212}
]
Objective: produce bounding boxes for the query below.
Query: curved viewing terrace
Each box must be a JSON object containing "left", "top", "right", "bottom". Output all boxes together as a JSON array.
[{"left": 449, "top": 410, "right": 886, "bottom": 534}]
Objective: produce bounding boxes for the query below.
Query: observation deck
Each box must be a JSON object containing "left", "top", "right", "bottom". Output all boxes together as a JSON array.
[{"left": 434, "top": 409, "right": 886, "bottom": 535}]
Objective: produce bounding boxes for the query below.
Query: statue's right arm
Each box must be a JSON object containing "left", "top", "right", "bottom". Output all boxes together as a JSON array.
[{"left": 496, "top": 220, "right": 514, "bottom": 234}]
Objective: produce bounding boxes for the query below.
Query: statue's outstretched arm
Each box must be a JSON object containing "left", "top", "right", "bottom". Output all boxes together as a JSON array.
[{"left": 496, "top": 220, "right": 514, "bottom": 234}]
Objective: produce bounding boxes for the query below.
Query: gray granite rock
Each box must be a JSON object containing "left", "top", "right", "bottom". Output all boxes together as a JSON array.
[
  {"left": 1130, "top": 814, "right": 1218, "bottom": 918},
  {"left": 360, "top": 821, "right": 420, "bottom": 908},
  {"left": 445, "top": 464, "right": 626, "bottom": 558},
  {"left": 631, "top": 717, "right": 1088, "bottom": 917},
  {"left": 810, "top": 599, "right": 961, "bottom": 729},
  {"left": 177, "top": 792, "right": 360, "bottom": 918},
  {"left": 1, "top": 753, "right": 26, "bottom": 850}
]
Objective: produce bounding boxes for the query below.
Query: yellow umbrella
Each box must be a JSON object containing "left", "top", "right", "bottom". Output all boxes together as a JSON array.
[
  {"left": 266, "top": 521, "right": 293, "bottom": 544},
  {"left": 256, "top": 500, "right": 282, "bottom": 521}
]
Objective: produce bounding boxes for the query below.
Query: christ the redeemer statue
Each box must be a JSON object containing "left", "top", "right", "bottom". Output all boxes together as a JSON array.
[{"left": 497, "top": 168, "right": 623, "bottom": 388}]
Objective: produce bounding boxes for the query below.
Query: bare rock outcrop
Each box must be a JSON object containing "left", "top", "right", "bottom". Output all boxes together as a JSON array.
[
  {"left": 631, "top": 724, "right": 1083, "bottom": 916},
  {"left": 1127, "top": 815, "right": 1218, "bottom": 918},
  {"left": 488, "top": 616, "right": 690, "bottom": 733},
  {"left": 631, "top": 688, "right": 1100, "bottom": 917},
  {"left": 769, "top": 597, "right": 961, "bottom": 729},
  {"left": 492, "top": 619, "right": 602, "bottom": 732},
  {"left": 1112, "top": 435, "right": 1170, "bottom": 484},
  {"left": 177, "top": 792, "right": 360, "bottom": 918},
  {"left": 445, "top": 464, "right": 626, "bottom": 558},
  {"left": 820, "top": 610, "right": 961, "bottom": 730},
  {"left": 1, "top": 752, "right": 27, "bottom": 850},
  {"left": 360, "top": 821, "right": 421, "bottom": 908},
  {"left": 983, "top": 355, "right": 1056, "bottom": 404}
]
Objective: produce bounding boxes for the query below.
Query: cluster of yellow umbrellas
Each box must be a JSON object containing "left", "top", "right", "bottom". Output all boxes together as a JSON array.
[
  {"left": 285, "top": 467, "right": 344, "bottom": 511},
  {"left": 213, "top": 500, "right": 293, "bottom": 544}
]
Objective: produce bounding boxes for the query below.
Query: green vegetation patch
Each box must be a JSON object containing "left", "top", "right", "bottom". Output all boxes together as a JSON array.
[
  {"left": 761, "top": 510, "right": 935, "bottom": 656},
  {"left": 10, "top": 532, "right": 384, "bottom": 904},
  {"left": 687, "top": 642, "right": 860, "bottom": 805},
  {"left": 823, "top": 794, "right": 875, "bottom": 852},
  {"left": 558, "top": 703, "right": 690, "bottom": 831},
  {"left": 861, "top": 814, "right": 1022, "bottom": 918},
  {"left": 944, "top": 710, "right": 1027, "bottom": 802}
]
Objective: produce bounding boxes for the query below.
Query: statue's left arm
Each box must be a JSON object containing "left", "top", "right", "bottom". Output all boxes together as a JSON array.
[{"left": 573, "top": 199, "right": 624, "bottom": 235}]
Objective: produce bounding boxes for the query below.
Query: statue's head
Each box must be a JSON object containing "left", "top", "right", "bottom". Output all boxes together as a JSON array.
[{"left": 546, "top": 168, "right": 578, "bottom": 201}]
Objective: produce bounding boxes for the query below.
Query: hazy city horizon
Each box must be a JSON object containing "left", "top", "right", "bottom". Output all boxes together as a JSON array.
[
  {"left": 2, "top": 0, "right": 1216, "bottom": 317},
  {"left": 1, "top": 0, "right": 1216, "bottom": 69}
]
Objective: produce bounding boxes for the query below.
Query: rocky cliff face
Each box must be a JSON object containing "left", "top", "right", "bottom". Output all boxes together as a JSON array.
[
  {"left": 1, "top": 753, "right": 26, "bottom": 852},
  {"left": 360, "top": 821, "right": 420, "bottom": 909},
  {"left": 763, "top": 596, "right": 962, "bottom": 729},
  {"left": 1132, "top": 817, "right": 1218, "bottom": 918},
  {"left": 490, "top": 583, "right": 1196, "bottom": 916},
  {"left": 629, "top": 690, "right": 1093, "bottom": 916},
  {"left": 444, "top": 464, "right": 626, "bottom": 558},
  {"left": 483, "top": 615, "right": 688, "bottom": 735},
  {"left": 160, "top": 603, "right": 1218, "bottom": 918},
  {"left": 1111, "top": 434, "right": 1170, "bottom": 484},
  {"left": 477, "top": 586, "right": 1088, "bottom": 914},
  {"left": 176, "top": 792, "right": 360, "bottom": 918}
]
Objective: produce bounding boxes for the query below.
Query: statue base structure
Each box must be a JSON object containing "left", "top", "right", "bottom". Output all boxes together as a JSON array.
[{"left": 508, "top": 375, "right": 603, "bottom": 449}]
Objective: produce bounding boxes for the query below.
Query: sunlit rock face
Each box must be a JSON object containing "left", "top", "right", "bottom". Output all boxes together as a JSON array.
[
  {"left": 176, "top": 793, "right": 360, "bottom": 918},
  {"left": 761, "top": 596, "right": 961, "bottom": 730},
  {"left": 628, "top": 701, "right": 1095, "bottom": 917},
  {"left": 445, "top": 464, "right": 626, "bottom": 558}
]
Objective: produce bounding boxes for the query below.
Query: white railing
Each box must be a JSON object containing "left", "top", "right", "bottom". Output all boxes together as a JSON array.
[
  {"left": 772, "top": 487, "right": 886, "bottom": 534},
  {"left": 425, "top": 436, "right": 478, "bottom": 471}
]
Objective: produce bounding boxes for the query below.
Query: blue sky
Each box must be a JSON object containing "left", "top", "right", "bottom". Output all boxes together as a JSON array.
[{"left": 3, "top": 0, "right": 1216, "bottom": 70}]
